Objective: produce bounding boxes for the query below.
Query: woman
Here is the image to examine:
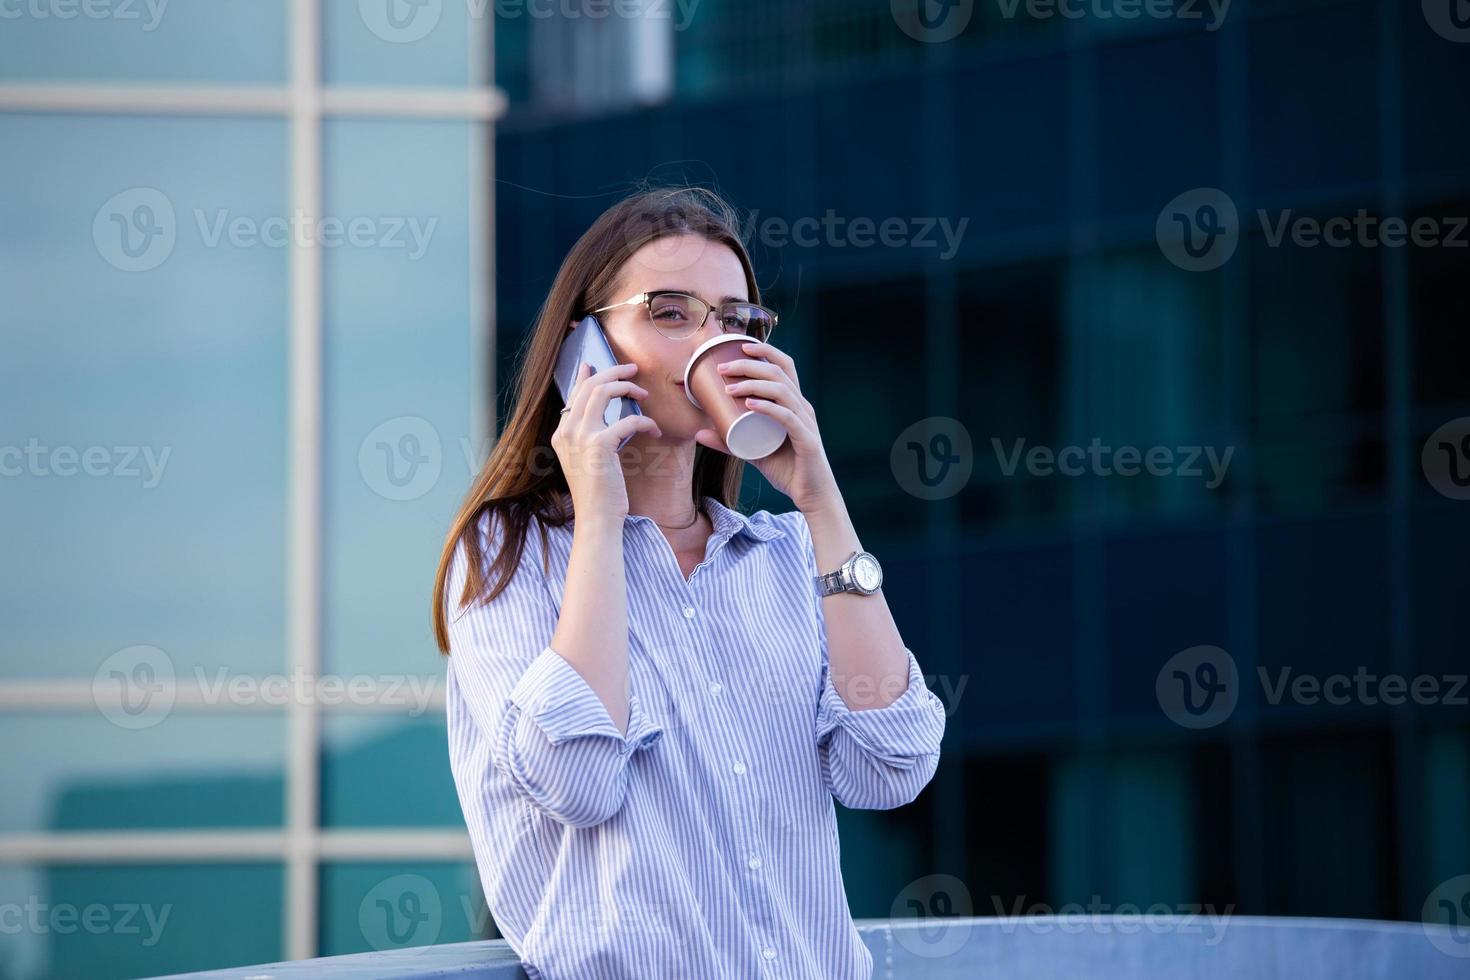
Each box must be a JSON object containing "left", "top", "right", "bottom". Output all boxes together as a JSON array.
[{"left": 430, "top": 185, "right": 946, "bottom": 979}]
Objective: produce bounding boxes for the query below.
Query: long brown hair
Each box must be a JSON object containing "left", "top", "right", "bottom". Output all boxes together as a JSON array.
[{"left": 431, "top": 183, "right": 766, "bottom": 654}]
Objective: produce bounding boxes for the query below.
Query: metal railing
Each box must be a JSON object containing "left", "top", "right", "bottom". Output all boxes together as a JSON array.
[{"left": 155, "top": 915, "right": 1470, "bottom": 978}]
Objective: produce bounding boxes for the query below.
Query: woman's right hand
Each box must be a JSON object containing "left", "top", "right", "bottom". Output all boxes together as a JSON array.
[{"left": 551, "top": 361, "right": 662, "bottom": 522}]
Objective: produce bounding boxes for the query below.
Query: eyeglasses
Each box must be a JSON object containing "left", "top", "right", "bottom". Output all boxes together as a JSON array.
[{"left": 589, "top": 290, "right": 778, "bottom": 343}]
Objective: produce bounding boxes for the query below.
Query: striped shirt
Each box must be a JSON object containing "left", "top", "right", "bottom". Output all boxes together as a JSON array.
[{"left": 443, "top": 494, "right": 946, "bottom": 979}]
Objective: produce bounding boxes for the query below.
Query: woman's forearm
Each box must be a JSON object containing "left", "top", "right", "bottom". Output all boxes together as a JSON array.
[
  {"left": 803, "top": 495, "right": 911, "bottom": 711},
  {"left": 550, "top": 516, "right": 634, "bottom": 734}
]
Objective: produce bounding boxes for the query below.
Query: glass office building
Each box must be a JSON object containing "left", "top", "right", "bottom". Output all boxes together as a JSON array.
[
  {"left": 2, "top": 3, "right": 497, "bottom": 976},
  {"left": 492, "top": 0, "right": 1469, "bottom": 931},
  {"left": 2, "top": 1, "right": 1467, "bottom": 976}
]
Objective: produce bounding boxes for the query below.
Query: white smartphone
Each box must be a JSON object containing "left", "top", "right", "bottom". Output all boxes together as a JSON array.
[{"left": 553, "top": 314, "right": 643, "bottom": 451}]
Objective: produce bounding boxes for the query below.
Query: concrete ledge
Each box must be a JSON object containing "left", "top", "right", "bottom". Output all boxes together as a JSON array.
[{"left": 153, "top": 916, "right": 1470, "bottom": 978}]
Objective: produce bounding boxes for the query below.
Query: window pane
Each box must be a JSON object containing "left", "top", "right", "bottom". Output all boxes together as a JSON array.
[
  {"left": 1255, "top": 513, "right": 1392, "bottom": 721},
  {"left": 959, "top": 541, "right": 1075, "bottom": 733},
  {"left": 0, "top": 714, "right": 284, "bottom": 832},
  {"left": 1246, "top": 2, "right": 1378, "bottom": 196},
  {"left": 321, "top": 119, "right": 476, "bottom": 680},
  {"left": 957, "top": 259, "right": 1067, "bottom": 531},
  {"left": 1247, "top": 218, "right": 1386, "bottom": 514},
  {"left": 1070, "top": 248, "right": 1231, "bottom": 518},
  {"left": 0, "top": 114, "right": 289, "bottom": 680},
  {"left": 1050, "top": 749, "right": 1195, "bottom": 907},
  {"left": 1260, "top": 730, "right": 1395, "bottom": 918},
  {"left": 321, "top": 713, "right": 461, "bottom": 828},
  {"left": 1097, "top": 32, "right": 1220, "bottom": 219},
  {"left": 0, "top": 0, "right": 286, "bottom": 83},
  {"left": 0, "top": 863, "right": 283, "bottom": 980},
  {"left": 810, "top": 275, "right": 926, "bottom": 536},
  {"left": 323, "top": 0, "right": 477, "bottom": 87},
  {"left": 318, "top": 861, "right": 487, "bottom": 956},
  {"left": 1409, "top": 199, "right": 1470, "bottom": 412}
]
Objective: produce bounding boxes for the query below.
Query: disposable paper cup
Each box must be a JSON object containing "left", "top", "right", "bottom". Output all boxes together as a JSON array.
[{"left": 682, "top": 334, "right": 788, "bottom": 460}]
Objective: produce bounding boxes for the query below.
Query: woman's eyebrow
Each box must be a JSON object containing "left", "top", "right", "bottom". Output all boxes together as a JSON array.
[{"left": 652, "top": 289, "right": 749, "bottom": 306}]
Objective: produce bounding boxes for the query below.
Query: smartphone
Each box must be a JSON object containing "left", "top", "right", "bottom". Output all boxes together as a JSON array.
[{"left": 553, "top": 314, "right": 643, "bottom": 451}]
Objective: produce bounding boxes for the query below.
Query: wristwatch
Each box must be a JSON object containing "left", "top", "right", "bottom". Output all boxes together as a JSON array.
[{"left": 815, "top": 550, "right": 883, "bottom": 597}]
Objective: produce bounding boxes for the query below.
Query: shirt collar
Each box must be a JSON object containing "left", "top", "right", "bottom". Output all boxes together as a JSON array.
[
  {"left": 558, "top": 491, "right": 784, "bottom": 543},
  {"left": 698, "top": 495, "right": 786, "bottom": 543}
]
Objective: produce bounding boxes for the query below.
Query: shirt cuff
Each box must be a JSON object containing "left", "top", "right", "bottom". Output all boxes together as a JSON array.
[
  {"left": 509, "top": 645, "right": 664, "bottom": 756},
  {"left": 815, "top": 647, "right": 946, "bottom": 767}
]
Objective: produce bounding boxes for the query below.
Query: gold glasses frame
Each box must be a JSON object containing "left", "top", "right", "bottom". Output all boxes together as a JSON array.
[{"left": 589, "top": 290, "right": 779, "bottom": 343}]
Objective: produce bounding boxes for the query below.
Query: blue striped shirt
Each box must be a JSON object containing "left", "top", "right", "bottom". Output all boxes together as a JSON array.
[{"left": 443, "top": 494, "right": 946, "bottom": 979}]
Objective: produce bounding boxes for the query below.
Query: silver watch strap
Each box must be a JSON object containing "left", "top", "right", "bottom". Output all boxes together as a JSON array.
[
  {"left": 814, "top": 551, "right": 857, "bottom": 597},
  {"left": 816, "top": 568, "right": 845, "bottom": 596}
]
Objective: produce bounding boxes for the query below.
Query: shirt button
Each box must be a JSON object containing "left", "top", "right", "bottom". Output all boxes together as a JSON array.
[
  {"left": 708, "top": 681, "right": 723, "bottom": 696},
  {"left": 732, "top": 761, "right": 746, "bottom": 775},
  {"left": 747, "top": 856, "right": 762, "bottom": 870},
  {"left": 682, "top": 605, "right": 696, "bottom": 619},
  {"left": 761, "top": 946, "right": 777, "bottom": 960}
]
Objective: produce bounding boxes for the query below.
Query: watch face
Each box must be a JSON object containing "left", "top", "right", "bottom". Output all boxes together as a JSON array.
[{"left": 853, "top": 554, "right": 882, "bottom": 592}]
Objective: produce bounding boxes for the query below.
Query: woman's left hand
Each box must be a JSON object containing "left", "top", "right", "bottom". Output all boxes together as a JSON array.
[{"left": 693, "top": 340, "right": 840, "bottom": 514}]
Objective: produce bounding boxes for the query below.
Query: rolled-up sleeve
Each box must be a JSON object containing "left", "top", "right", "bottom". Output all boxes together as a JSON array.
[
  {"left": 815, "top": 644, "right": 946, "bottom": 810},
  {"left": 792, "top": 516, "right": 946, "bottom": 810},
  {"left": 445, "top": 510, "right": 663, "bottom": 829}
]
